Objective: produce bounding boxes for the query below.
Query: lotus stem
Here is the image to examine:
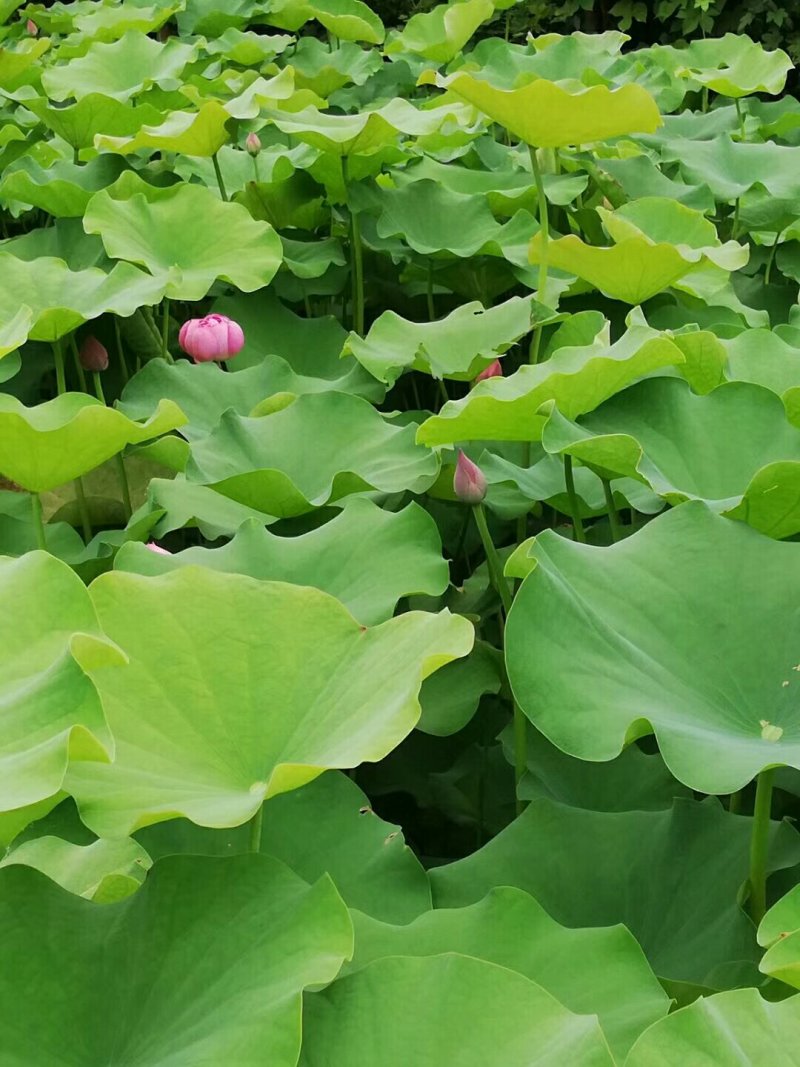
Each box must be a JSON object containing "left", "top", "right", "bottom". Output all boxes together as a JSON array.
[
  {"left": 701, "top": 86, "right": 709, "bottom": 113},
  {"left": 211, "top": 152, "right": 228, "bottom": 201},
  {"left": 249, "top": 803, "right": 263, "bottom": 853},
  {"left": 528, "top": 143, "right": 549, "bottom": 364},
  {"left": 51, "top": 339, "right": 66, "bottom": 396},
  {"left": 30, "top": 493, "right": 46, "bottom": 551},
  {"left": 68, "top": 336, "right": 87, "bottom": 393},
  {"left": 602, "top": 478, "right": 622, "bottom": 542},
  {"left": 729, "top": 789, "right": 742, "bottom": 814},
  {"left": 113, "top": 317, "right": 130, "bottom": 383},
  {"left": 427, "top": 260, "right": 435, "bottom": 321},
  {"left": 748, "top": 767, "right": 775, "bottom": 924},
  {"left": 563, "top": 455, "right": 586, "bottom": 543},
  {"left": 342, "top": 158, "right": 365, "bottom": 335},
  {"left": 735, "top": 98, "right": 746, "bottom": 141},
  {"left": 161, "top": 298, "right": 171, "bottom": 362},
  {"left": 765, "top": 230, "right": 782, "bottom": 286},
  {"left": 437, "top": 379, "right": 449, "bottom": 408}
]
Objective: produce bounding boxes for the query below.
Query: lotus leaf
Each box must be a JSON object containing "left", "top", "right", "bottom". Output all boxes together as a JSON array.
[
  {"left": 74, "top": 1, "right": 182, "bottom": 42},
  {"left": 263, "top": 0, "right": 385, "bottom": 44},
  {"left": 0, "top": 394, "right": 185, "bottom": 492},
  {"left": 0, "top": 835, "right": 151, "bottom": 902},
  {"left": 417, "top": 323, "right": 684, "bottom": 444},
  {"left": 301, "top": 954, "right": 616, "bottom": 1067},
  {"left": 66, "top": 566, "right": 472, "bottom": 835},
  {"left": 204, "top": 28, "right": 294, "bottom": 66},
  {"left": 83, "top": 182, "right": 283, "bottom": 300},
  {"left": 185, "top": 392, "right": 439, "bottom": 516},
  {"left": 507, "top": 502, "right": 800, "bottom": 793},
  {"left": 418, "top": 640, "right": 502, "bottom": 736},
  {"left": 344, "top": 295, "right": 536, "bottom": 385},
  {"left": 385, "top": 0, "right": 494, "bottom": 63},
  {"left": 0, "top": 552, "right": 120, "bottom": 817},
  {"left": 346, "top": 886, "right": 669, "bottom": 1059},
  {"left": 625, "top": 989, "right": 800, "bottom": 1066},
  {"left": 41, "top": 30, "right": 196, "bottom": 102},
  {"left": 0, "top": 154, "right": 128, "bottom": 217},
  {"left": 115, "top": 499, "right": 448, "bottom": 626},
  {"left": 0, "top": 854, "right": 352, "bottom": 1065},
  {"left": 94, "top": 100, "right": 232, "bottom": 157},
  {"left": 663, "top": 135, "right": 800, "bottom": 203},
  {"left": 420, "top": 70, "right": 661, "bottom": 147},
  {"left": 674, "top": 34, "right": 793, "bottom": 98},
  {"left": 431, "top": 796, "right": 800, "bottom": 984}
]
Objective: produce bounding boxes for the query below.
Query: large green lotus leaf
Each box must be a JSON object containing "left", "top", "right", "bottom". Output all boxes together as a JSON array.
[
  {"left": 94, "top": 100, "right": 232, "bottom": 157},
  {"left": 73, "top": 0, "right": 182, "bottom": 42},
  {"left": 0, "top": 835, "right": 151, "bottom": 903},
  {"left": 25, "top": 93, "right": 163, "bottom": 149},
  {"left": 288, "top": 37, "right": 381, "bottom": 96},
  {"left": 758, "top": 885, "right": 800, "bottom": 988},
  {"left": 83, "top": 182, "right": 282, "bottom": 300},
  {"left": 506, "top": 502, "right": 800, "bottom": 794},
  {"left": 0, "top": 552, "right": 120, "bottom": 816},
  {"left": 0, "top": 219, "right": 108, "bottom": 272},
  {"left": 0, "top": 154, "right": 128, "bottom": 217},
  {"left": 0, "top": 306, "right": 32, "bottom": 360},
  {"left": 183, "top": 69, "right": 305, "bottom": 122},
  {"left": 541, "top": 378, "right": 800, "bottom": 536},
  {"left": 344, "top": 295, "right": 536, "bottom": 386},
  {"left": 598, "top": 197, "right": 748, "bottom": 272},
  {"left": 131, "top": 476, "right": 280, "bottom": 538},
  {"left": 114, "top": 499, "right": 448, "bottom": 626},
  {"left": 663, "top": 135, "right": 800, "bottom": 203},
  {"left": 204, "top": 28, "right": 294, "bottom": 66},
  {"left": 263, "top": 0, "right": 385, "bottom": 43},
  {"left": 530, "top": 233, "right": 708, "bottom": 304},
  {"left": 137, "top": 771, "right": 432, "bottom": 923},
  {"left": 385, "top": 0, "right": 493, "bottom": 63},
  {"left": 596, "top": 154, "right": 715, "bottom": 213},
  {"left": 674, "top": 34, "right": 793, "bottom": 98},
  {"left": 41, "top": 31, "right": 196, "bottom": 102},
  {"left": 301, "top": 954, "right": 615, "bottom": 1067},
  {"left": 431, "top": 797, "right": 800, "bottom": 985},
  {"left": 66, "top": 567, "right": 472, "bottom": 835},
  {"left": 722, "top": 329, "right": 800, "bottom": 418},
  {"left": 0, "top": 854, "right": 352, "bottom": 1065},
  {"left": 625, "top": 989, "right": 800, "bottom": 1066},
  {"left": 186, "top": 392, "right": 439, "bottom": 516},
  {"left": 177, "top": 0, "right": 262, "bottom": 34},
  {"left": 420, "top": 70, "right": 660, "bottom": 147},
  {"left": 417, "top": 324, "right": 684, "bottom": 445},
  {"left": 0, "top": 253, "right": 165, "bottom": 342},
  {"left": 346, "top": 887, "right": 668, "bottom": 1060},
  {"left": 265, "top": 96, "right": 477, "bottom": 156},
  {"left": 0, "top": 394, "right": 184, "bottom": 492}
]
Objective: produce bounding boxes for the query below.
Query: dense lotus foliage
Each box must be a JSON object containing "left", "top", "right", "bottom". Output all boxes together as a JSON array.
[{"left": 4, "top": 0, "right": 800, "bottom": 1060}]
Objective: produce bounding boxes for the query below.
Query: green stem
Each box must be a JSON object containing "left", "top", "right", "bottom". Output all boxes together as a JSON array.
[
  {"left": 92, "top": 370, "right": 105, "bottom": 406},
  {"left": 113, "top": 317, "right": 130, "bottom": 384},
  {"left": 30, "top": 493, "right": 46, "bottom": 551},
  {"left": 563, "top": 455, "right": 586, "bottom": 543},
  {"left": 748, "top": 768, "right": 775, "bottom": 924},
  {"left": 731, "top": 198, "right": 741, "bottom": 240},
  {"left": 602, "top": 478, "right": 622, "bottom": 542},
  {"left": 427, "top": 260, "right": 435, "bottom": 321},
  {"left": 249, "top": 803, "right": 263, "bottom": 853},
  {"left": 729, "top": 789, "right": 742, "bottom": 815},
  {"left": 68, "top": 336, "right": 87, "bottom": 393},
  {"left": 437, "top": 378, "right": 449, "bottom": 408},
  {"left": 765, "top": 230, "right": 782, "bottom": 286},
  {"left": 473, "top": 503, "right": 512, "bottom": 616},
  {"left": 73, "top": 477, "right": 92, "bottom": 543},
  {"left": 211, "top": 152, "right": 228, "bottom": 201},
  {"left": 701, "top": 86, "right": 709, "bottom": 113},
  {"left": 161, "top": 297, "right": 171, "bottom": 362},
  {"left": 51, "top": 339, "right": 66, "bottom": 395},
  {"left": 528, "top": 144, "right": 549, "bottom": 364},
  {"left": 115, "top": 454, "right": 133, "bottom": 520},
  {"left": 252, "top": 156, "right": 260, "bottom": 183}
]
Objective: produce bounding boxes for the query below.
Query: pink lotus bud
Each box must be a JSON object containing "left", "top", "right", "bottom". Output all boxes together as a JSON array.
[
  {"left": 25, "top": 18, "right": 38, "bottom": 35},
  {"left": 453, "top": 450, "right": 487, "bottom": 505},
  {"left": 245, "top": 132, "right": 261, "bottom": 156},
  {"left": 178, "top": 314, "right": 245, "bottom": 363},
  {"left": 146, "top": 542, "right": 171, "bottom": 555},
  {"left": 473, "top": 359, "right": 503, "bottom": 385},
  {"left": 79, "top": 335, "right": 109, "bottom": 372}
]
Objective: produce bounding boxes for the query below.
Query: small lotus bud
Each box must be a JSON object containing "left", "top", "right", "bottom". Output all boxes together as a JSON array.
[
  {"left": 146, "top": 542, "right": 171, "bottom": 555},
  {"left": 245, "top": 132, "right": 262, "bottom": 157},
  {"left": 79, "top": 335, "right": 109, "bottom": 372},
  {"left": 25, "top": 18, "right": 38, "bottom": 35},
  {"left": 473, "top": 359, "right": 503, "bottom": 385},
  {"left": 178, "top": 313, "right": 245, "bottom": 363},
  {"left": 453, "top": 450, "right": 487, "bottom": 505}
]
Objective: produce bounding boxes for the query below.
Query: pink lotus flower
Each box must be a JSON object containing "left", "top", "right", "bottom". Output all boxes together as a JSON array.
[
  {"left": 79, "top": 335, "right": 109, "bottom": 372},
  {"left": 473, "top": 359, "right": 503, "bottom": 385},
  {"left": 178, "top": 314, "right": 245, "bottom": 364},
  {"left": 25, "top": 18, "right": 38, "bottom": 35},
  {"left": 245, "top": 132, "right": 262, "bottom": 156},
  {"left": 453, "top": 450, "right": 487, "bottom": 505},
  {"left": 146, "top": 542, "right": 171, "bottom": 555}
]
